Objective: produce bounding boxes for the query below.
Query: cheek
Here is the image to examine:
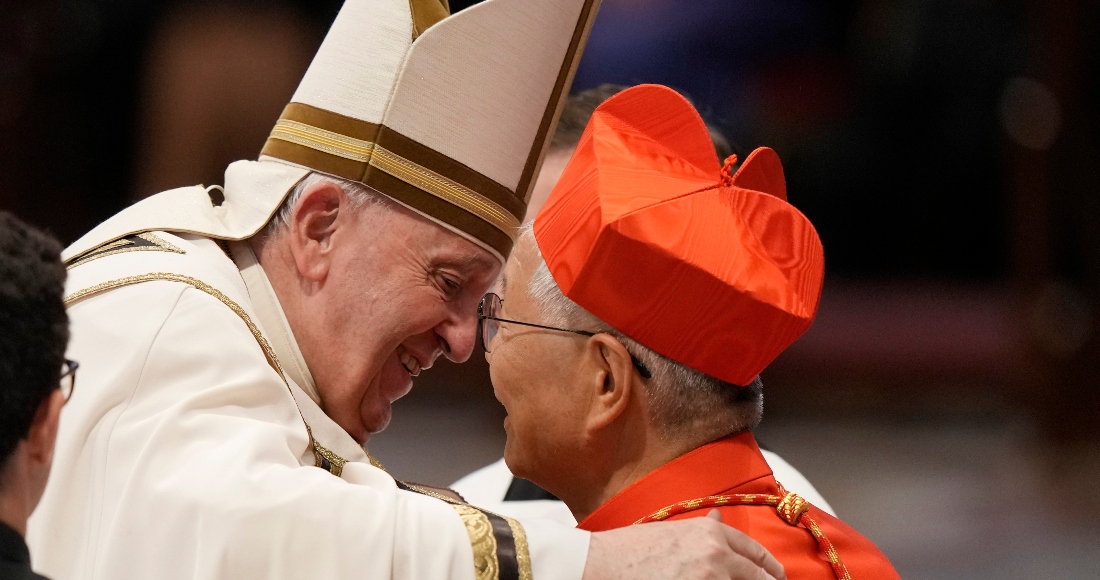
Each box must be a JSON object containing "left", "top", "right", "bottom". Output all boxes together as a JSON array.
[{"left": 493, "top": 346, "right": 578, "bottom": 474}]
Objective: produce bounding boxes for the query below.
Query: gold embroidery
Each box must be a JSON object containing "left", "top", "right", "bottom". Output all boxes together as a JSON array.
[
  {"left": 452, "top": 504, "right": 500, "bottom": 580},
  {"left": 402, "top": 483, "right": 531, "bottom": 580},
  {"left": 136, "top": 232, "right": 185, "bottom": 252},
  {"left": 64, "top": 273, "right": 351, "bottom": 475},
  {"left": 66, "top": 232, "right": 185, "bottom": 270}
]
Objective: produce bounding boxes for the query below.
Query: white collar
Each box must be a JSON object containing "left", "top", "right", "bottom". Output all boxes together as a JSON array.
[{"left": 229, "top": 240, "right": 321, "bottom": 405}]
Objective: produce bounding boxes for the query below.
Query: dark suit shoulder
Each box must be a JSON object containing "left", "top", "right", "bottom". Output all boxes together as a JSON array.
[{"left": 0, "top": 561, "right": 50, "bottom": 580}]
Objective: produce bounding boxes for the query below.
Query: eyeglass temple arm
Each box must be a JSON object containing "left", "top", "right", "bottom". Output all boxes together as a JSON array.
[
  {"left": 481, "top": 316, "right": 651, "bottom": 378},
  {"left": 479, "top": 315, "right": 596, "bottom": 337}
]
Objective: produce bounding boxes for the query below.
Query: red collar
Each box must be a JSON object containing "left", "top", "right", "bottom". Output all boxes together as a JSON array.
[{"left": 578, "top": 431, "right": 776, "bottom": 531}]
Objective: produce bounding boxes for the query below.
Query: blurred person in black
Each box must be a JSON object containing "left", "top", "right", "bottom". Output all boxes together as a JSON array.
[{"left": 0, "top": 212, "right": 72, "bottom": 580}]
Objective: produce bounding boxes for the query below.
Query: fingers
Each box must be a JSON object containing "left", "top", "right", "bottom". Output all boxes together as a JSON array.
[
  {"left": 707, "top": 509, "right": 723, "bottom": 522},
  {"left": 724, "top": 551, "right": 784, "bottom": 580},
  {"left": 718, "top": 522, "right": 786, "bottom": 580}
]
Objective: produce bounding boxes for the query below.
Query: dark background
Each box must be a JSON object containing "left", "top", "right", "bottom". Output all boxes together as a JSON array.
[{"left": 2, "top": 1, "right": 1098, "bottom": 577}]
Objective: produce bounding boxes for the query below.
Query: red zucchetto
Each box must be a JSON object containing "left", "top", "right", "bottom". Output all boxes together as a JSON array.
[{"left": 533, "top": 84, "right": 825, "bottom": 386}]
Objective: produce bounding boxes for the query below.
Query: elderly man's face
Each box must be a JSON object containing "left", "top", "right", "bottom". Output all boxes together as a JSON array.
[
  {"left": 485, "top": 235, "right": 591, "bottom": 485},
  {"left": 284, "top": 184, "right": 500, "bottom": 443}
]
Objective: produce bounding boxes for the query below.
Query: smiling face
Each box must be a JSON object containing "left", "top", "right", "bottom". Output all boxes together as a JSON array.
[
  {"left": 264, "top": 179, "right": 500, "bottom": 443},
  {"left": 486, "top": 235, "right": 593, "bottom": 486}
]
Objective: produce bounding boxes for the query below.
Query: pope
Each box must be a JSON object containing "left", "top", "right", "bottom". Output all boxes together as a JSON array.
[
  {"left": 27, "top": 1, "right": 786, "bottom": 580},
  {"left": 481, "top": 84, "right": 902, "bottom": 579}
]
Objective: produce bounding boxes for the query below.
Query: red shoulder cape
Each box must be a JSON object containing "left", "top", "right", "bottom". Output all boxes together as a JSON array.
[{"left": 577, "top": 432, "right": 900, "bottom": 580}]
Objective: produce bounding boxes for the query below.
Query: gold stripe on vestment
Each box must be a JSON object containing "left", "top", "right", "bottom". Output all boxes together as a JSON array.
[{"left": 65, "top": 232, "right": 185, "bottom": 270}]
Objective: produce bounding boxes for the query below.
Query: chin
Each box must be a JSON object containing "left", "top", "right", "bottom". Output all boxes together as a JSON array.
[
  {"left": 502, "top": 439, "right": 533, "bottom": 481},
  {"left": 362, "top": 414, "right": 391, "bottom": 437}
]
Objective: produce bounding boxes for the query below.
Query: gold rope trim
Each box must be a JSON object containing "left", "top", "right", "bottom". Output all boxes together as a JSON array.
[
  {"left": 806, "top": 516, "right": 852, "bottom": 580},
  {"left": 66, "top": 233, "right": 185, "bottom": 270},
  {"left": 266, "top": 118, "right": 520, "bottom": 237},
  {"left": 64, "top": 272, "right": 351, "bottom": 475},
  {"left": 452, "top": 504, "right": 501, "bottom": 580}
]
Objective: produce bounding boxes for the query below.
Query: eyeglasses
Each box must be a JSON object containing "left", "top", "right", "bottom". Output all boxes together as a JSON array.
[
  {"left": 60, "top": 359, "right": 78, "bottom": 402},
  {"left": 478, "top": 293, "right": 652, "bottom": 379}
]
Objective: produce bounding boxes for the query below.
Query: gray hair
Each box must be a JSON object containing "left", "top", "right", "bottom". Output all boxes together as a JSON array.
[
  {"left": 260, "top": 172, "right": 396, "bottom": 240},
  {"left": 518, "top": 223, "right": 763, "bottom": 442}
]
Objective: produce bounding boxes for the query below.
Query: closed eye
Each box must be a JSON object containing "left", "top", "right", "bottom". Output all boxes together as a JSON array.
[{"left": 438, "top": 274, "right": 463, "bottom": 298}]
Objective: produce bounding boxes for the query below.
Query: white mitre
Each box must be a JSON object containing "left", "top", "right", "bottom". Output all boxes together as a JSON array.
[{"left": 64, "top": 0, "right": 600, "bottom": 264}]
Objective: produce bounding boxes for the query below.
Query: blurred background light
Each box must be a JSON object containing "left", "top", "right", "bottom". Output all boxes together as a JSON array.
[{"left": 1000, "top": 76, "right": 1062, "bottom": 150}]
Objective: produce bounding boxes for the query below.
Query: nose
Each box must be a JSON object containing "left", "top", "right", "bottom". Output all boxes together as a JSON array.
[{"left": 436, "top": 304, "right": 480, "bottom": 363}]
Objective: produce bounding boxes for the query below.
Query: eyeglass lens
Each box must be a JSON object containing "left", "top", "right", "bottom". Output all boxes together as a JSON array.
[
  {"left": 480, "top": 293, "right": 501, "bottom": 352},
  {"left": 59, "top": 360, "right": 77, "bottom": 401}
]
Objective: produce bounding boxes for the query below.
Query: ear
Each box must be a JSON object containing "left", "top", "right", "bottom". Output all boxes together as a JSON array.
[
  {"left": 287, "top": 179, "right": 348, "bottom": 282},
  {"left": 25, "top": 390, "right": 64, "bottom": 468},
  {"left": 581, "top": 334, "right": 639, "bottom": 433}
]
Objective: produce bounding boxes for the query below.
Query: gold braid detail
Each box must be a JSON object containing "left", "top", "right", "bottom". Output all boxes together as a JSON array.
[
  {"left": 66, "top": 232, "right": 185, "bottom": 270},
  {"left": 508, "top": 517, "right": 532, "bottom": 580},
  {"left": 451, "top": 504, "right": 500, "bottom": 580}
]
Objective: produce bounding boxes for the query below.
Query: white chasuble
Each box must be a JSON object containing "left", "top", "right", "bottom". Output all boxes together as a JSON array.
[{"left": 26, "top": 174, "right": 588, "bottom": 579}]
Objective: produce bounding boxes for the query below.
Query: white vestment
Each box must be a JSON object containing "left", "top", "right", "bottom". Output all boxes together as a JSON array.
[{"left": 27, "top": 161, "right": 587, "bottom": 579}]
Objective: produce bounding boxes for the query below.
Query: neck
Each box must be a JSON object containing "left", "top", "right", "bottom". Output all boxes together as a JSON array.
[
  {"left": 561, "top": 417, "right": 700, "bottom": 523},
  {"left": 0, "top": 461, "right": 30, "bottom": 536}
]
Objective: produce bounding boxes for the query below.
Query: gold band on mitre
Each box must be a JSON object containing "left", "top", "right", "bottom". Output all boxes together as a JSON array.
[{"left": 261, "top": 103, "right": 525, "bottom": 258}]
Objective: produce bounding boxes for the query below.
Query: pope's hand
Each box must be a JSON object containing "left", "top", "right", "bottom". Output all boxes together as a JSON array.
[{"left": 581, "top": 509, "right": 786, "bottom": 580}]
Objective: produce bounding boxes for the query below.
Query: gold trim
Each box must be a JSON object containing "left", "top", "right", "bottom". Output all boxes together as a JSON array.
[
  {"left": 92, "top": 238, "right": 131, "bottom": 253},
  {"left": 66, "top": 232, "right": 185, "bottom": 270},
  {"left": 402, "top": 482, "right": 530, "bottom": 580},
  {"left": 307, "top": 424, "right": 349, "bottom": 477},
  {"left": 270, "top": 119, "right": 375, "bottom": 162},
  {"left": 369, "top": 144, "right": 520, "bottom": 234},
  {"left": 265, "top": 112, "right": 520, "bottom": 239},
  {"left": 514, "top": 0, "right": 603, "bottom": 201},
  {"left": 402, "top": 482, "right": 462, "bottom": 505},
  {"left": 368, "top": 454, "right": 387, "bottom": 471},
  {"left": 64, "top": 273, "right": 351, "bottom": 475},
  {"left": 507, "top": 517, "right": 532, "bottom": 580},
  {"left": 410, "top": 0, "right": 450, "bottom": 39},
  {"left": 452, "top": 504, "right": 501, "bottom": 580}
]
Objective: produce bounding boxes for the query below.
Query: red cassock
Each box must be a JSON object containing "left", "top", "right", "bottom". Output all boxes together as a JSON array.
[{"left": 576, "top": 432, "right": 901, "bottom": 580}]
